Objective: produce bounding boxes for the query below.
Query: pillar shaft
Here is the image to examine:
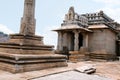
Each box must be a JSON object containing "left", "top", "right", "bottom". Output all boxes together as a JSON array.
[
  {"left": 73, "top": 31, "right": 80, "bottom": 51},
  {"left": 85, "top": 34, "right": 88, "bottom": 48},
  {"left": 57, "top": 32, "right": 63, "bottom": 51},
  {"left": 83, "top": 33, "right": 88, "bottom": 48},
  {"left": 20, "top": 0, "right": 36, "bottom": 36}
]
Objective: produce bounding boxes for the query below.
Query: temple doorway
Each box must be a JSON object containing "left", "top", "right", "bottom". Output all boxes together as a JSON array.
[
  {"left": 79, "top": 33, "right": 83, "bottom": 50},
  {"left": 116, "top": 41, "right": 120, "bottom": 56},
  {"left": 70, "top": 32, "right": 74, "bottom": 51}
]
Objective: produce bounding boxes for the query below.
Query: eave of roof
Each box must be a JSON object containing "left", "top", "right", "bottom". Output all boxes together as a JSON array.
[{"left": 53, "top": 25, "right": 92, "bottom": 32}]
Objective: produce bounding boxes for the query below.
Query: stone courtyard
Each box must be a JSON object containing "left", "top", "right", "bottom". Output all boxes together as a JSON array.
[{"left": 0, "top": 61, "right": 120, "bottom": 80}]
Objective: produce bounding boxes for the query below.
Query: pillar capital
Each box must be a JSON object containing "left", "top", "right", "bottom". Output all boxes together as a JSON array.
[{"left": 72, "top": 30, "right": 81, "bottom": 34}]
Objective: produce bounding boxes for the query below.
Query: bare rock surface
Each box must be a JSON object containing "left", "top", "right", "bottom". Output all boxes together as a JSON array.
[{"left": 32, "top": 71, "right": 111, "bottom": 80}]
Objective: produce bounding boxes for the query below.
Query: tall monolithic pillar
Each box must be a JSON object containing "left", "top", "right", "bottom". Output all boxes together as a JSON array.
[{"left": 20, "top": 0, "right": 36, "bottom": 36}]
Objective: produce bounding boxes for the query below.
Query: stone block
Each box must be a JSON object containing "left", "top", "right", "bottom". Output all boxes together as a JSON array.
[{"left": 75, "top": 64, "right": 96, "bottom": 74}]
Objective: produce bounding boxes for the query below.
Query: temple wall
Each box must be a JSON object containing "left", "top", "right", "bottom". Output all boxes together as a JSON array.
[
  {"left": 88, "top": 29, "right": 106, "bottom": 52},
  {"left": 88, "top": 28, "right": 116, "bottom": 54},
  {"left": 105, "top": 29, "right": 116, "bottom": 54},
  {"left": 67, "top": 33, "right": 74, "bottom": 51}
]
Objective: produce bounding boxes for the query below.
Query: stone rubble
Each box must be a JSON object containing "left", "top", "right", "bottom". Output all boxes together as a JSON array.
[{"left": 75, "top": 64, "right": 96, "bottom": 74}]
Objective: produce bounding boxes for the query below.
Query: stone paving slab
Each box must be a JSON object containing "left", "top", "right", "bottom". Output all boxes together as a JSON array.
[{"left": 32, "top": 71, "right": 111, "bottom": 80}]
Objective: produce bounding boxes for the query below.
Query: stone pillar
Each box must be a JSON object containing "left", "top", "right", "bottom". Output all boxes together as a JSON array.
[
  {"left": 57, "top": 32, "right": 63, "bottom": 51},
  {"left": 63, "top": 33, "right": 67, "bottom": 47},
  {"left": 20, "top": 0, "right": 36, "bottom": 36},
  {"left": 83, "top": 33, "right": 88, "bottom": 48},
  {"left": 73, "top": 30, "right": 80, "bottom": 51},
  {"left": 85, "top": 34, "right": 88, "bottom": 48}
]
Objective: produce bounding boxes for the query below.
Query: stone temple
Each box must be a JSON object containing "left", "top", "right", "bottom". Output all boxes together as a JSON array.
[
  {"left": 54, "top": 7, "right": 120, "bottom": 62},
  {"left": 0, "top": 0, "right": 67, "bottom": 73}
]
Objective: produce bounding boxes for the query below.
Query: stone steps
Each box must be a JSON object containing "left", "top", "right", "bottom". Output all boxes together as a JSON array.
[
  {"left": 0, "top": 53, "right": 67, "bottom": 73},
  {"left": 69, "top": 54, "right": 86, "bottom": 62}
]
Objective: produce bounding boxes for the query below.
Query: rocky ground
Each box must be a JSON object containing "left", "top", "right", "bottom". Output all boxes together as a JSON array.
[
  {"left": 32, "top": 71, "right": 111, "bottom": 80},
  {"left": 0, "top": 61, "right": 120, "bottom": 80}
]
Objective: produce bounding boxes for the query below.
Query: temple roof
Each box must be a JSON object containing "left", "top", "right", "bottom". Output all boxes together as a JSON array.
[
  {"left": 53, "top": 25, "right": 92, "bottom": 32},
  {"left": 59, "top": 7, "right": 120, "bottom": 33}
]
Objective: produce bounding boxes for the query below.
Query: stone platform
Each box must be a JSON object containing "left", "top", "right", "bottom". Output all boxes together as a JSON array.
[
  {"left": 0, "top": 42, "right": 54, "bottom": 54},
  {"left": 0, "top": 34, "right": 54, "bottom": 54},
  {"left": 0, "top": 34, "right": 67, "bottom": 73},
  {"left": 69, "top": 51, "right": 87, "bottom": 62},
  {"left": 0, "top": 52, "right": 67, "bottom": 73},
  {"left": 89, "top": 51, "right": 116, "bottom": 61},
  {"left": 9, "top": 34, "right": 44, "bottom": 45}
]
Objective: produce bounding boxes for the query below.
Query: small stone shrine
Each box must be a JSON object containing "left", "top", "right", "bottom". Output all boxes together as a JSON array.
[
  {"left": 0, "top": 0, "right": 67, "bottom": 73},
  {"left": 54, "top": 6, "right": 120, "bottom": 62}
]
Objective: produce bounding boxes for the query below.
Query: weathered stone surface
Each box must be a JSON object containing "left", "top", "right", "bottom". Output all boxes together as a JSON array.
[
  {"left": 32, "top": 71, "right": 111, "bottom": 80},
  {"left": 20, "top": 0, "right": 36, "bottom": 36},
  {"left": 0, "top": 43, "right": 54, "bottom": 54},
  {"left": 0, "top": 53, "right": 67, "bottom": 73},
  {"left": 0, "top": 61, "right": 119, "bottom": 80},
  {"left": 9, "top": 34, "right": 44, "bottom": 45},
  {"left": 89, "top": 51, "right": 116, "bottom": 60},
  {"left": 88, "top": 28, "right": 116, "bottom": 55},
  {"left": 75, "top": 64, "right": 96, "bottom": 74},
  {"left": 69, "top": 51, "right": 88, "bottom": 62}
]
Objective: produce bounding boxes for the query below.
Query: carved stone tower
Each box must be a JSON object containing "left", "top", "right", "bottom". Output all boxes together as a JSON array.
[
  {"left": 0, "top": 0, "right": 67, "bottom": 73},
  {"left": 66, "top": 6, "right": 75, "bottom": 20}
]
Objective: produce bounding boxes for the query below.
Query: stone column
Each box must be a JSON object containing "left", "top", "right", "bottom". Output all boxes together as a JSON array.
[
  {"left": 63, "top": 33, "right": 67, "bottom": 47},
  {"left": 20, "top": 0, "right": 36, "bottom": 36},
  {"left": 73, "top": 30, "right": 80, "bottom": 51},
  {"left": 83, "top": 33, "right": 88, "bottom": 48},
  {"left": 57, "top": 32, "right": 63, "bottom": 51},
  {"left": 85, "top": 34, "right": 88, "bottom": 48}
]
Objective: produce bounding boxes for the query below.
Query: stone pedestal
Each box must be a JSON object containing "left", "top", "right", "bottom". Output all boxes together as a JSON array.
[
  {"left": 0, "top": 34, "right": 67, "bottom": 73},
  {"left": 0, "top": 52, "right": 67, "bottom": 73}
]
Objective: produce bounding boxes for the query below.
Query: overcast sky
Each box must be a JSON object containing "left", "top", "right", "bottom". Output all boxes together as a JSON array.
[{"left": 0, "top": 0, "right": 120, "bottom": 48}]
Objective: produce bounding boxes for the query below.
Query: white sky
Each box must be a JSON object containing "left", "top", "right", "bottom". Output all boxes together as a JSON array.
[{"left": 0, "top": 0, "right": 120, "bottom": 48}]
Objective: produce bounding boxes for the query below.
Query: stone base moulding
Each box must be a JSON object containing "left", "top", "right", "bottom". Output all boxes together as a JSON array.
[{"left": 0, "top": 53, "right": 67, "bottom": 73}]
